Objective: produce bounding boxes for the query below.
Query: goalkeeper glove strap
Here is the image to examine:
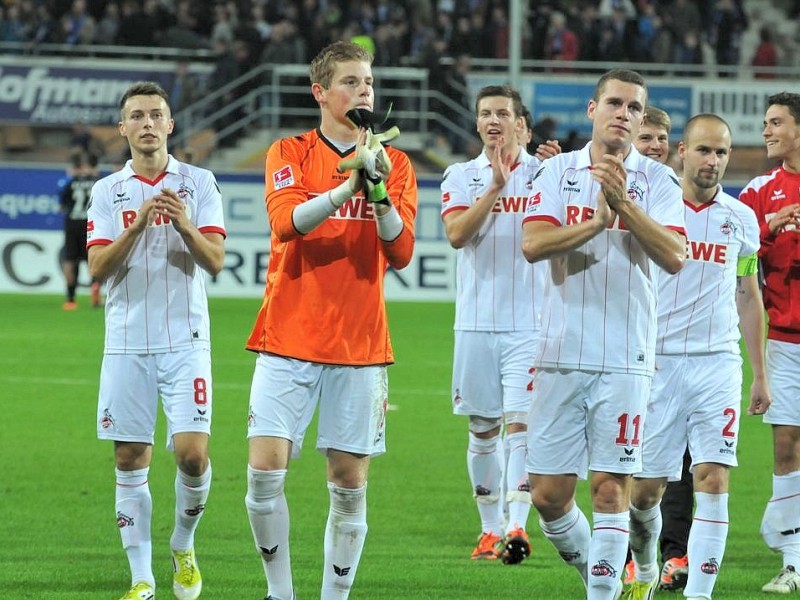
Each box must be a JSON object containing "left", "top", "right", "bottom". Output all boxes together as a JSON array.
[{"left": 364, "top": 175, "right": 390, "bottom": 206}]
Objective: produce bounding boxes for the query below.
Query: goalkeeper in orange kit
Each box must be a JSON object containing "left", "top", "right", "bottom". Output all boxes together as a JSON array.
[{"left": 243, "top": 40, "right": 418, "bottom": 600}]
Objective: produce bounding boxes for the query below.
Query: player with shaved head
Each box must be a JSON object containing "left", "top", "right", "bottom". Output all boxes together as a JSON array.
[{"left": 625, "top": 114, "right": 770, "bottom": 599}]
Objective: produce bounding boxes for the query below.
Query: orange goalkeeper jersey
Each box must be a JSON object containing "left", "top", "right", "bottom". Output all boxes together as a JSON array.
[{"left": 246, "top": 128, "right": 418, "bottom": 365}]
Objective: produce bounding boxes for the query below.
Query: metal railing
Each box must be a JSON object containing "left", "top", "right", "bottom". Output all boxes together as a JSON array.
[
  {"left": 171, "top": 64, "right": 476, "bottom": 161},
  {"left": 168, "top": 53, "right": 800, "bottom": 163},
  {"left": 0, "top": 41, "right": 215, "bottom": 62}
]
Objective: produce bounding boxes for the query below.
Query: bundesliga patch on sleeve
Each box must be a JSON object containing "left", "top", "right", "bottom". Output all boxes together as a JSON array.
[
  {"left": 526, "top": 192, "right": 542, "bottom": 214},
  {"left": 272, "top": 165, "right": 295, "bottom": 189}
]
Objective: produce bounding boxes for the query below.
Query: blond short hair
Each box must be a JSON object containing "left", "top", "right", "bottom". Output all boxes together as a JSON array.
[{"left": 643, "top": 106, "right": 671, "bottom": 133}]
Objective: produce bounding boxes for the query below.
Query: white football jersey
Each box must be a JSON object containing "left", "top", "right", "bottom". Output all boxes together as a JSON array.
[
  {"left": 657, "top": 187, "right": 760, "bottom": 355},
  {"left": 523, "top": 143, "right": 685, "bottom": 375},
  {"left": 87, "top": 155, "right": 226, "bottom": 354},
  {"left": 441, "top": 148, "right": 546, "bottom": 332}
]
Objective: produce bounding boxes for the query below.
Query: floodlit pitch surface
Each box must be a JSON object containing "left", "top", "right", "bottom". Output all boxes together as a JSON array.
[{"left": 0, "top": 295, "right": 776, "bottom": 598}]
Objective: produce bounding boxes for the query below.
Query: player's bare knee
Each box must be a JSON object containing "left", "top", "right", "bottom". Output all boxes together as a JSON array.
[
  {"left": 531, "top": 480, "right": 571, "bottom": 517},
  {"left": 468, "top": 415, "right": 502, "bottom": 438},
  {"left": 327, "top": 449, "right": 369, "bottom": 488},
  {"left": 591, "top": 473, "right": 629, "bottom": 513},
  {"left": 114, "top": 441, "right": 151, "bottom": 470},
  {"left": 177, "top": 451, "right": 208, "bottom": 477},
  {"left": 692, "top": 463, "right": 729, "bottom": 494},
  {"left": 773, "top": 426, "right": 800, "bottom": 473},
  {"left": 631, "top": 477, "right": 665, "bottom": 509}
]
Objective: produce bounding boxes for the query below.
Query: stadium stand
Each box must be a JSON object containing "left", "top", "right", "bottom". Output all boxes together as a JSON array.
[{"left": 1, "top": 0, "right": 799, "bottom": 179}]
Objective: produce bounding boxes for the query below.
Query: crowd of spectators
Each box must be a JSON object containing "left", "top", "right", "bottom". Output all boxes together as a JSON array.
[
  {"left": 0, "top": 0, "right": 797, "bottom": 72},
  {"left": 1, "top": 0, "right": 798, "bottom": 154}
]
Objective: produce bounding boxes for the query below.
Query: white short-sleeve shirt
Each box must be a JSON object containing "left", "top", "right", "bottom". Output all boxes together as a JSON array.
[
  {"left": 657, "top": 187, "right": 760, "bottom": 355},
  {"left": 523, "top": 143, "right": 686, "bottom": 375},
  {"left": 441, "top": 148, "right": 546, "bottom": 332},
  {"left": 87, "top": 155, "right": 226, "bottom": 354}
]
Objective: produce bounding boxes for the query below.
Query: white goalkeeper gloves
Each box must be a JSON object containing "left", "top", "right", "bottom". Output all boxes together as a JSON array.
[{"left": 338, "top": 126, "right": 400, "bottom": 204}]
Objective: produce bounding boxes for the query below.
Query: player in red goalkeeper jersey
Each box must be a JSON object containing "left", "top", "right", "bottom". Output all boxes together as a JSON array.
[
  {"left": 739, "top": 92, "right": 800, "bottom": 595},
  {"left": 244, "top": 40, "right": 417, "bottom": 600}
]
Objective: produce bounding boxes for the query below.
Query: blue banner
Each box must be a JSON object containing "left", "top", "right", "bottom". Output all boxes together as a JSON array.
[
  {"left": 0, "top": 64, "right": 175, "bottom": 124},
  {"left": 0, "top": 167, "right": 65, "bottom": 230},
  {"left": 0, "top": 168, "right": 448, "bottom": 240},
  {"left": 531, "top": 81, "right": 692, "bottom": 140}
]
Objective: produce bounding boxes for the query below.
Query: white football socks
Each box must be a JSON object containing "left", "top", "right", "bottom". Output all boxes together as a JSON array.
[
  {"left": 467, "top": 432, "right": 503, "bottom": 535},
  {"left": 629, "top": 502, "right": 662, "bottom": 582},
  {"left": 321, "top": 482, "right": 368, "bottom": 600},
  {"left": 504, "top": 431, "right": 531, "bottom": 533},
  {"left": 587, "top": 511, "right": 629, "bottom": 599},
  {"left": 540, "top": 504, "right": 591, "bottom": 585},
  {"left": 171, "top": 461, "right": 211, "bottom": 551},
  {"left": 762, "top": 471, "right": 800, "bottom": 568},
  {"left": 245, "top": 466, "right": 293, "bottom": 600},
  {"left": 115, "top": 467, "right": 154, "bottom": 587},
  {"left": 686, "top": 492, "right": 728, "bottom": 599}
]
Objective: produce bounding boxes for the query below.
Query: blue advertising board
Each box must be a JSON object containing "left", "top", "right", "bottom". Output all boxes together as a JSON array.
[
  {"left": 0, "top": 167, "right": 65, "bottom": 230},
  {"left": 0, "top": 168, "right": 449, "bottom": 241},
  {"left": 0, "top": 64, "right": 176, "bottom": 125},
  {"left": 530, "top": 81, "right": 693, "bottom": 140}
]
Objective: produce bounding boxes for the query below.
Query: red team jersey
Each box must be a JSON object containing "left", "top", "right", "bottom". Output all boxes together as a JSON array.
[
  {"left": 740, "top": 166, "right": 800, "bottom": 342},
  {"left": 246, "top": 128, "right": 418, "bottom": 365}
]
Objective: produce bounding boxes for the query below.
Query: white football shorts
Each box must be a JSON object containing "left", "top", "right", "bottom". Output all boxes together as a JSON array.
[
  {"left": 96, "top": 348, "right": 213, "bottom": 450},
  {"left": 765, "top": 339, "right": 800, "bottom": 426},
  {"left": 526, "top": 369, "right": 651, "bottom": 478},
  {"left": 247, "top": 353, "right": 388, "bottom": 458},
  {"left": 640, "top": 352, "right": 742, "bottom": 480},
  {"left": 451, "top": 330, "right": 536, "bottom": 418}
]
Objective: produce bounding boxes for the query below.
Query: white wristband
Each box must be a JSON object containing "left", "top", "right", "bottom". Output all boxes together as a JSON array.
[
  {"left": 329, "top": 180, "right": 354, "bottom": 208},
  {"left": 375, "top": 204, "right": 403, "bottom": 241},
  {"left": 292, "top": 181, "right": 353, "bottom": 234}
]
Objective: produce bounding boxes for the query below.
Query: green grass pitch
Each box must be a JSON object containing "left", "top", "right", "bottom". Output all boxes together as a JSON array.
[{"left": 0, "top": 294, "right": 779, "bottom": 598}]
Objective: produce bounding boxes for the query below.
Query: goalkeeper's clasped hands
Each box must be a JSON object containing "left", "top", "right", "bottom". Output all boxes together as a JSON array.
[
  {"left": 293, "top": 120, "right": 402, "bottom": 236},
  {"left": 338, "top": 125, "right": 400, "bottom": 205}
]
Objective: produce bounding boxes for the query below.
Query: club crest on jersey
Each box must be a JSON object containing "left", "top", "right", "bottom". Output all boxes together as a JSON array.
[
  {"left": 719, "top": 217, "right": 737, "bottom": 235},
  {"left": 100, "top": 408, "right": 115, "bottom": 429},
  {"left": 176, "top": 183, "right": 194, "bottom": 200},
  {"left": 627, "top": 183, "right": 644, "bottom": 203},
  {"left": 272, "top": 165, "right": 294, "bottom": 189}
]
